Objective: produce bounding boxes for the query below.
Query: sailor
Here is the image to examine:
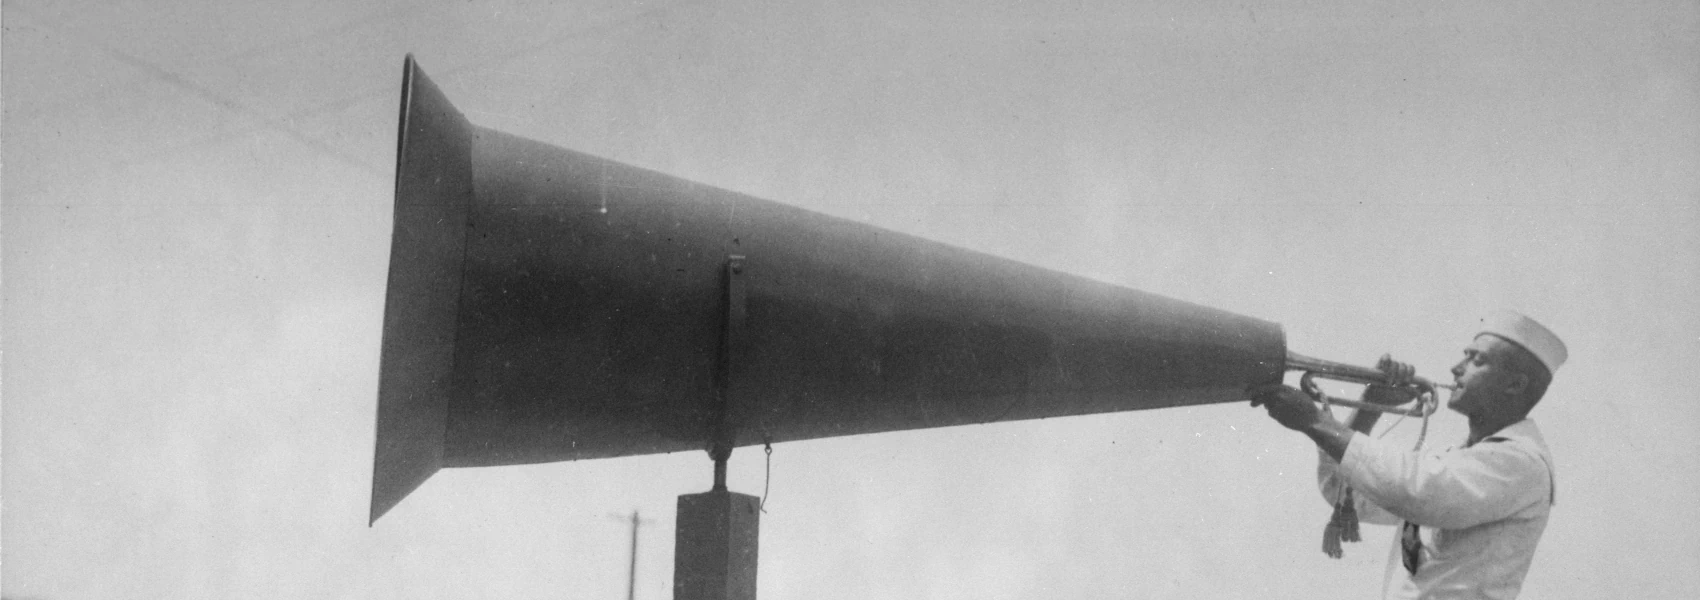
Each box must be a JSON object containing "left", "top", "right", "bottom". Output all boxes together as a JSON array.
[{"left": 1248, "top": 311, "right": 1565, "bottom": 600}]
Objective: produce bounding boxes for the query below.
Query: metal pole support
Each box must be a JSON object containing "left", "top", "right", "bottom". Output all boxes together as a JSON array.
[{"left": 710, "top": 255, "right": 747, "bottom": 464}]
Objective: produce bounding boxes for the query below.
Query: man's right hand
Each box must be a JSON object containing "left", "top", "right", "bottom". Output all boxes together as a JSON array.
[{"left": 1362, "top": 353, "right": 1418, "bottom": 406}]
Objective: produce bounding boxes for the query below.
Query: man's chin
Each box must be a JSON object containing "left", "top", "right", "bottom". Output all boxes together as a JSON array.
[{"left": 1446, "top": 389, "right": 1471, "bottom": 415}]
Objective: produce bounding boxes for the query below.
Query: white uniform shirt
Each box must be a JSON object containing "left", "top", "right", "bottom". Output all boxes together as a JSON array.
[{"left": 1318, "top": 419, "right": 1556, "bottom": 600}]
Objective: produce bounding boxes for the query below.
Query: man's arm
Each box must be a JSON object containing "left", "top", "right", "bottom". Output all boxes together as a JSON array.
[
  {"left": 1343, "top": 407, "right": 1380, "bottom": 435},
  {"left": 1335, "top": 435, "right": 1551, "bottom": 529},
  {"left": 1323, "top": 400, "right": 1404, "bottom": 525}
]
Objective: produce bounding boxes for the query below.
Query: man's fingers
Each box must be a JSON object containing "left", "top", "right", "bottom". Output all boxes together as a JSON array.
[
  {"left": 1376, "top": 353, "right": 1416, "bottom": 384},
  {"left": 1246, "top": 385, "right": 1273, "bottom": 407},
  {"left": 1246, "top": 383, "right": 1299, "bottom": 408},
  {"left": 1365, "top": 354, "right": 1418, "bottom": 405}
]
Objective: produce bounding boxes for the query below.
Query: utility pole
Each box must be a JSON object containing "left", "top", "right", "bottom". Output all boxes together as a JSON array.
[{"left": 609, "top": 510, "right": 654, "bottom": 600}]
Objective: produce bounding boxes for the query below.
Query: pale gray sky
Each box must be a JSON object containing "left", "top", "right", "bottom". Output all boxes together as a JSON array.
[{"left": 4, "top": 1, "right": 1697, "bottom": 599}]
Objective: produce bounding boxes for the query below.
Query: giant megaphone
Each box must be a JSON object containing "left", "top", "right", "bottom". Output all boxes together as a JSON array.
[{"left": 371, "top": 56, "right": 1286, "bottom": 524}]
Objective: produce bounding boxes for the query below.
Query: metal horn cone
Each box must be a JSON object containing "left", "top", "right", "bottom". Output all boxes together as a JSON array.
[{"left": 369, "top": 57, "right": 1288, "bottom": 523}]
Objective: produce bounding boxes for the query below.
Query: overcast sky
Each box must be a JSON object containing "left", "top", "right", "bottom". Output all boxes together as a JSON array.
[{"left": 4, "top": 1, "right": 1697, "bottom": 599}]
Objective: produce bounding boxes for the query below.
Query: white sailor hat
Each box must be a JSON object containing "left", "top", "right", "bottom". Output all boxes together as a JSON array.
[{"left": 1478, "top": 310, "right": 1568, "bottom": 374}]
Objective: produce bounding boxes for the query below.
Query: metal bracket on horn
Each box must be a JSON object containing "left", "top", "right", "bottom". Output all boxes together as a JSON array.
[{"left": 709, "top": 254, "right": 748, "bottom": 490}]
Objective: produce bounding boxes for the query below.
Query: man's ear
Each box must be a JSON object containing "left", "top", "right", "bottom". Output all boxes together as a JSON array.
[{"left": 1504, "top": 372, "right": 1531, "bottom": 397}]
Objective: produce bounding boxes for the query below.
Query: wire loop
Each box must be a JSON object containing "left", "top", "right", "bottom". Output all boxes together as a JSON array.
[{"left": 759, "top": 439, "right": 773, "bottom": 513}]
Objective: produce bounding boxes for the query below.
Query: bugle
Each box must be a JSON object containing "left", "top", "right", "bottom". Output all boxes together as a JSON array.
[{"left": 1285, "top": 351, "right": 1453, "bottom": 417}]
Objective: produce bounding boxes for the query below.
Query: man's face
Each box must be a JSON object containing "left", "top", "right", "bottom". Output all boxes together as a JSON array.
[{"left": 1446, "top": 334, "right": 1527, "bottom": 416}]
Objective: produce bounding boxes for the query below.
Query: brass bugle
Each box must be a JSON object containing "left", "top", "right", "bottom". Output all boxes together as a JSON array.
[{"left": 1285, "top": 350, "right": 1455, "bottom": 417}]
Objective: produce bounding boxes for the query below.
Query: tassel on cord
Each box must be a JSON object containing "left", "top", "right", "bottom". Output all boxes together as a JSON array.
[
  {"left": 1322, "top": 519, "right": 1344, "bottom": 558},
  {"left": 1338, "top": 491, "right": 1361, "bottom": 542},
  {"left": 1323, "top": 488, "right": 1361, "bottom": 558}
]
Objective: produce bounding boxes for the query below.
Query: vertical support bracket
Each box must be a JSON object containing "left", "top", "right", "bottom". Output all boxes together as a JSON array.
[{"left": 710, "top": 254, "right": 747, "bottom": 489}]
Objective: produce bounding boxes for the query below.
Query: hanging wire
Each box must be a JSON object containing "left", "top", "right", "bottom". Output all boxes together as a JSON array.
[{"left": 759, "top": 439, "right": 773, "bottom": 513}]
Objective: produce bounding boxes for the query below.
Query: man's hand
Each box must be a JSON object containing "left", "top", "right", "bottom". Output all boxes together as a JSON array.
[
  {"left": 1249, "top": 383, "right": 1357, "bottom": 462},
  {"left": 1248, "top": 383, "right": 1328, "bottom": 432},
  {"left": 1362, "top": 353, "right": 1418, "bottom": 406}
]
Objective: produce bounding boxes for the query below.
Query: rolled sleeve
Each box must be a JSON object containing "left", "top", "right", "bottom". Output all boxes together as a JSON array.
[{"left": 1337, "top": 433, "right": 1549, "bottom": 530}]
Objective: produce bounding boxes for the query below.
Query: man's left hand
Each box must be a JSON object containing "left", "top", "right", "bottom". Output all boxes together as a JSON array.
[{"left": 1247, "top": 383, "right": 1327, "bottom": 432}]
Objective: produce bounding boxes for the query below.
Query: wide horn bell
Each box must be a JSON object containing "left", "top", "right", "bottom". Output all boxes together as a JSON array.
[{"left": 371, "top": 56, "right": 1287, "bottom": 523}]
